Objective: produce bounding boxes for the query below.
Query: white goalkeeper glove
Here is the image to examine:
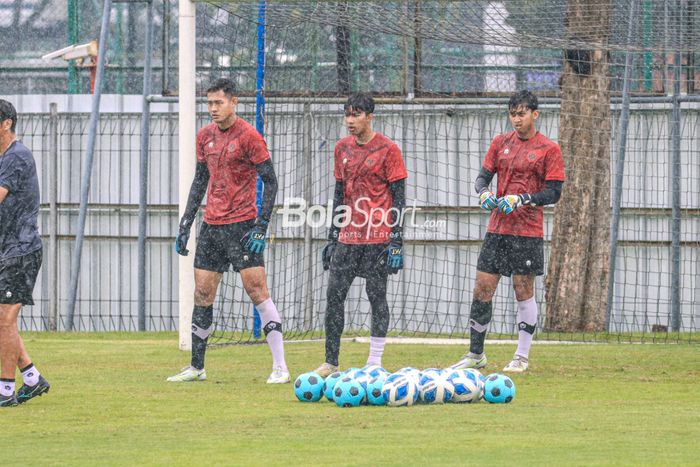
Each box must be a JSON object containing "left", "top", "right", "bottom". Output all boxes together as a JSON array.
[
  {"left": 479, "top": 190, "right": 499, "bottom": 211},
  {"left": 498, "top": 193, "right": 532, "bottom": 214}
]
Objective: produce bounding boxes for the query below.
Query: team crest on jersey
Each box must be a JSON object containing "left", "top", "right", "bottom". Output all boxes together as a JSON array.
[
  {"left": 343, "top": 158, "right": 348, "bottom": 164},
  {"left": 227, "top": 143, "right": 236, "bottom": 152},
  {"left": 366, "top": 159, "right": 374, "bottom": 166},
  {"left": 208, "top": 142, "right": 214, "bottom": 148},
  {"left": 528, "top": 153, "right": 535, "bottom": 161},
  {"left": 504, "top": 148, "right": 510, "bottom": 155}
]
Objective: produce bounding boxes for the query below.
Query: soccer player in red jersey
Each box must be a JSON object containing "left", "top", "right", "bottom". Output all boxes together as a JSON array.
[
  {"left": 168, "top": 79, "right": 289, "bottom": 384},
  {"left": 314, "top": 93, "right": 408, "bottom": 377},
  {"left": 449, "top": 90, "right": 565, "bottom": 373}
]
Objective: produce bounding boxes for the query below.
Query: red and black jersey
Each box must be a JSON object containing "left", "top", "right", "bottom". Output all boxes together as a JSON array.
[
  {"left": 333, "top": 133, "right": 407, "bottom": 244},
  {"left": 196, "top": 118, "right": 270, "bottom": 225},
  {"left": 483, "top": 131, "right": 565, "bottom": 238}
]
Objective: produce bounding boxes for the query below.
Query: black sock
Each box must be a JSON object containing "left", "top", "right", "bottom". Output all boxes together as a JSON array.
[
  {"left": 469, "top": 300, "right": 492, "bottom": 355},
  {"left": 191, "top": 305, "right": 213, "bottom": 370}
]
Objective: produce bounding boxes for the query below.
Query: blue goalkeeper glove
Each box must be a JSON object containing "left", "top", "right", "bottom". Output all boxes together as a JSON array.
[
  {"left": 498, "top": 193, "right": 532, "bottom": 214},
  {"left": 242, "top": 219, "right": 269, "bottom": 254},
  {"left": 174, "top": 221, "right": 191, "bottom": 256},
  {"left": 479, "top": 190, "right": 499, "bottom": 211},
  {"left": 381, "top": 231, "right": 404, "bottom": 274}
]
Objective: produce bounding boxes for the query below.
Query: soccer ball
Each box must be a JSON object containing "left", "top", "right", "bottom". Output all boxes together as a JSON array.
[
  {"left": 293, "top": 371, "right": 324, "bottom": 402},
  {"left": 463, "top": 368, "right": 486, "bottom": 401},
  {"left": 333, "top": 377, "right": 366, "bottom": 407},
  {"left": 344, "top": 367, "right": 364, "bottom": 379},
  {"left": 446, "top": 369, "right": 481, "bottom": 403},
  {"left": 419, "top": 373, "right": 454, "bottom": 404},
  {"left": 353, "top": 370, "right": 371, "bottom": 391},
  {"left": 365, "top": 376, "right": 387, "bottom": 406},
  {"left": 382, "top": 375, "right": 419, "bottom": 407},
  {"left": 484, "top": 373, "right": 516, "bottom": 404},
  {"left": 396, "top": 367, "right": 421, "bottom": 384},
  {"left": 323, "top": 371, "right": 344, "bottom": 402},
  {"left": 362, "top": 364, "right": 390, "bottom": 379}
]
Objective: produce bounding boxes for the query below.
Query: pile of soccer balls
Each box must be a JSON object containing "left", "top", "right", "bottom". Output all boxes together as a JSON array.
[{"left": 293, "top": 364, "right": 516, "bottom": 407}]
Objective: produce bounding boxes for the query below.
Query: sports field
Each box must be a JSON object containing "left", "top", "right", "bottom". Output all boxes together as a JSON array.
[{"left": 6, "top": 333, "right": 699, "bottom": 465}]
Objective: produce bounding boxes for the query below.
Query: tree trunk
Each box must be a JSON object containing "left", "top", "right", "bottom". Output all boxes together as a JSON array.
[{"left": 545, "top": 0, "right": 611, "bottom": 332}]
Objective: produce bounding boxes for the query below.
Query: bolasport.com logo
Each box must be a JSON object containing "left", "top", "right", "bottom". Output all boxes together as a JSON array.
[{"left": 277, "top": 197, "right": 447, "bottom": 240}]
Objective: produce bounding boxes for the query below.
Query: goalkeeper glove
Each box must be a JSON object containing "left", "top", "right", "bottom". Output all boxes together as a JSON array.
[
  {"left": 381, "top": 231, "right": 404, "bottom": 274},
  {"left": 241, "top": 218, "right": 269, "bottom": 254},
  {"left": 479, "top": 190, "right": 499, "bottom": 211},
  {"left": 321, "top": 227, "right": 340, "bottom": 271},
  {"left": 498, "top": 193, "right": 532, "bottom": 214},
  {"left": 174, "top": 220, "right": 192, "bottom": 256}
]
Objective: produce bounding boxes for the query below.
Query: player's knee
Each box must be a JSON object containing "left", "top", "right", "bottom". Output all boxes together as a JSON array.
[{"left": 193, "top": 287, "right": 215, "bottom": 306}]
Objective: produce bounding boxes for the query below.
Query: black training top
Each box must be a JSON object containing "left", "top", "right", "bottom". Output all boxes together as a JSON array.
[{"left": 0, "top": 140, "right": 42, "bottom": 260}]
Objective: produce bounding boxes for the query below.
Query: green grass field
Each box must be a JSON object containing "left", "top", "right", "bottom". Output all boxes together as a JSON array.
[{"left": 5, "top": 333, "right": 699, "bottom": 466}]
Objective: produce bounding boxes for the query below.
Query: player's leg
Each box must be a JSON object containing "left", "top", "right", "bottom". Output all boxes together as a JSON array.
[
  {"left": 0, "top": 303, "right": 21, "bottom": 407},
  {"left": 240, "top": 266, "right": 290, "bottom": 384},
  {"left": 168, "top": 223, "right": 225, "bottom": 382},
  {"left": 363, "top": 244, "right": 391, "bottom": 367},
  {"left": 504, "top": 236, "right": 544, "bottom": 373},
  {"left": 16, "top": 334, "right": 50, "bottom": 404},
  {"left": 449, "top": 233, "right": 503, "bottom": 370},
  {"left": 318, "top": 243, "right": 357, "bottom": 376}
]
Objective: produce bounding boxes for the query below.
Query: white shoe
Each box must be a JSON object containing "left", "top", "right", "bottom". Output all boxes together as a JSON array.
[
  {"left": 166, "top": 366, "right": 207, "bottom": 382},
  {"left": 447, "top": 352, "right": 487, "bottom": 371},
  {"left": 503, "top": 355, "right": 529, "bottom": 373},
  {"left": 314, "top": 362, "right": 340, "bottom": 378},
  {"left": 267, "top": 367, "right": 291, "bottom": 384}
]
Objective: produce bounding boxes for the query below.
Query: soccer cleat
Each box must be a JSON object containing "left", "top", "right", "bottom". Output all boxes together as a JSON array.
[
  {"left": 17, "top": 375, "right": 50, "bottom": 404},
  {"left": 166, "top": 366, "right": 207, "bottom": 382},
  {"left": 266, "top": 367, "right": 291, "bottom": 384},
  {"left": 447, "top": 352, "right": 487, "bottom": 371},
  {"left": 0, "top": 393, "right": 18, "bottom": 407},
  {"left": 503, "top": 355, "right": 529, "bottom": 373},
  {"left": 314, "top": 362, "right": 340, "bottom": 378}
]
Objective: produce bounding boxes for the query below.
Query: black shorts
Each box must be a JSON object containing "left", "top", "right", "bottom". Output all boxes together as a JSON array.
[
  {"left": 194, "top": 220, "right": 264, "bottom": 273},
  {"left": 0, "top": 249, "right": 42, "bottom": 305},
  {"left": 330, "top": 242, "right": 389, "bottom": 279},
  {"left": 476, "top": 233, "right": 544, "bottom": 277}
]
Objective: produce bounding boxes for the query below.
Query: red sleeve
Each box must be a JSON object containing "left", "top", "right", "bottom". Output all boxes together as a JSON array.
[
  {"left": 246, "top": 129, "right": 271, "bottom": 166},
  {"left": 333, "top": 143, "right": 343, "bottom": 182},
  {"left": 482, "top": 135, "right": 501, "bottom": 173},
  {"left": 196, "top": 129, "right": 206, "bottom": 164},
  {"left": 544, "top": 144, "right": 566, "bottom": 181},
  {"left": 384, "top": 143, "right": 408, "bottom": 182}
]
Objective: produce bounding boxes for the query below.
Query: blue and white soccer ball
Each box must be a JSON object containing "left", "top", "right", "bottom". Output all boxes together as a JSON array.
[
  {"left": 396, "top": 367, "right": 421, "bottom": 385},
  {"left": 344, "top": 367, "right": 364, "bottom": 379},
  {"left": 419, "top": 373, "right": 454, "bottom": 404},
  {"left": 323, "top": 371, "right": 344, "bottom": 402},
  {"left": 463, "top": 368, "right": 486, "bottom": 401},
  {"left": 333, "top": 377, "right": 366, "bottom": 407},
  {"left": 294, "top": 371, "right": 324, "bottom": 402},
  {"left": 382, "top": 375, "right": 419, "bottom": 407},
  {"left": 484, "top": 373, "right": 516, "bottom": 404},
  {"left": 362, "top": 364, "right": 390, "bottom": 379},
  {"left": 446, "top": 369, "right": 481, "bottom": 403},
  {"left": 353, "top": 370, "right": 371, "bottom": 391},
  {"left": 365, "top": 376, "right": 387, "bottom": 406}
]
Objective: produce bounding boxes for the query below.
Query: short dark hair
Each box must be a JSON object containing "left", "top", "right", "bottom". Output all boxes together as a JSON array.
[
  {"left": 344, "top": 93, "right": 375, "bottom": 115},
  {"left": 206, "top": 78, "right": 237, "bottom": 97},
  {"left": 508, "top": 90, "right": 538, "bottom": 112},
  {"left": 0, "top": 99, "right": 17, "bottom": 133}
]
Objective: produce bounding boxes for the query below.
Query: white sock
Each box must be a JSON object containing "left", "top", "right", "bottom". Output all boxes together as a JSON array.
[
  {"left": 515, "top": 296, "right": 538, "bottom": 359},
  {"left": 257, "top": 298, "right": 288, "bottom": 372},
  {"left": 367, "top": 336, "right": 386, "bottom": 366},
  {"left": 0, "top": 379, "right": 15, "bottom": 397},
  {"left": 21, "top": 364, "right": 40, "bottom": 387}
]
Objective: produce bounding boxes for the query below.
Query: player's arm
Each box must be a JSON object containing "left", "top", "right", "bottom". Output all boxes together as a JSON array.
[
  {"left": 475, "top": 167, "right": 498, "bottom": 211},
  {"left": 175, "top": 161, "right": 209, "bottom": 256},
  {"left": 321, "top": 180, "right": 344, "bottom": 270},
  {"left": 384, "top": 178, "right": 406, "bottom": 273},
  {"left": 498, "top": 180, "right": 564, "bottom": 214},
  {"left": 242, "top": 159, "right": 277, "bottom": 254}
]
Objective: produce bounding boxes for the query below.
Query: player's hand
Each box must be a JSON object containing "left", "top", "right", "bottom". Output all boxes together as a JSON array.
[
  {"left": 382, "top": 231, "right": 404, "bottom": 274},
  {"left": 479, "top": 190, "right": 499, "bottom": 211},
  {"left": 321, "top": 241, "right": 337, "bottom": 271},
  {"left": 498, "top": 193, "right": 532, "bottom": 214},
  {"left": 242, "top": 219, "right": 268, "bottom": 254},
  {"left": 175, "top": 224, "right": 191, "bottom": 256}
]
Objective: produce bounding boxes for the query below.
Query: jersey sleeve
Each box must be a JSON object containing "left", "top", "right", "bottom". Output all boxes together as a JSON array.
[
  {"left": 544, "top": 144, "right": 566, "bottom": 181},
  {"left": 384, "top": 143, "right": 408, "bottom": 182},
  {"left": 0, "top": 152, "right": 26, "bottom": 193},
  {"left": 245, "top": 129, "right": 271, "bottom": 166},
  {"left": 482, "top": 135, "right": 501, "bottom": 173},
  {"left": 196, "top": 129, "right": 206, "bottom": 164},
  {"left": 333, "top": 143, "right": 343, "bottom": 182}
]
